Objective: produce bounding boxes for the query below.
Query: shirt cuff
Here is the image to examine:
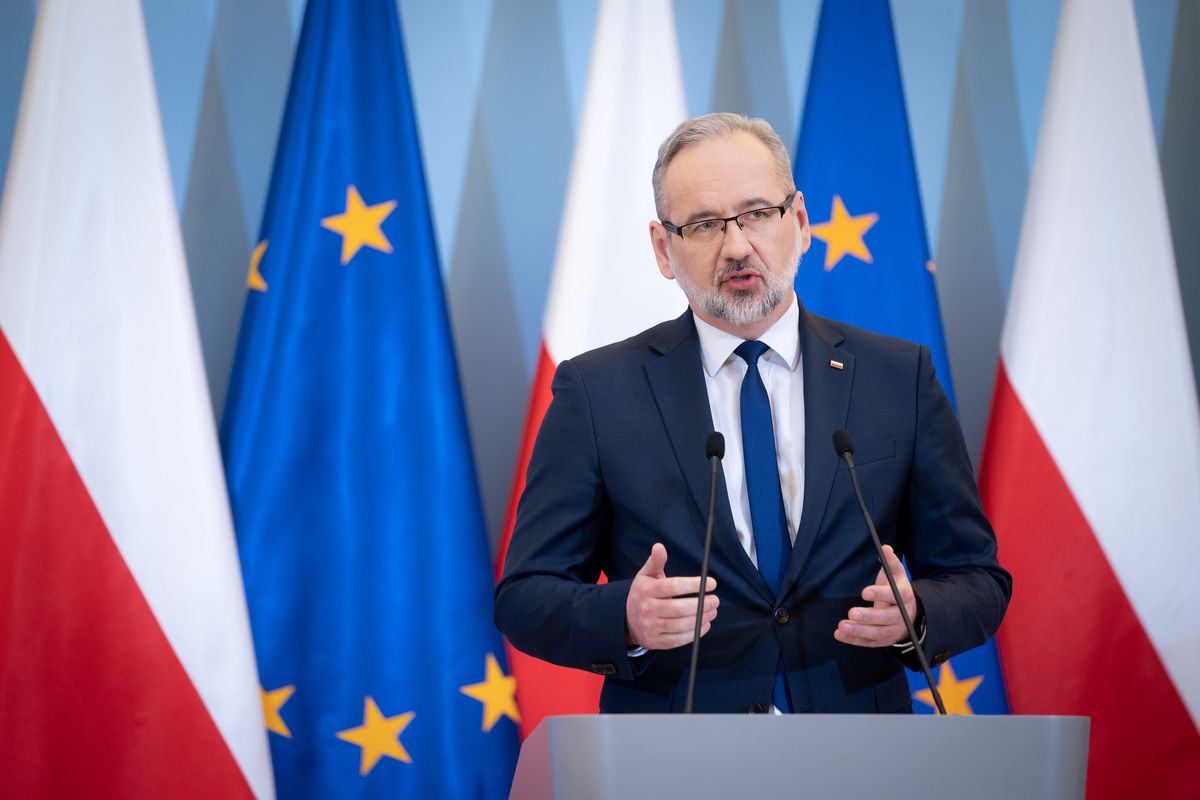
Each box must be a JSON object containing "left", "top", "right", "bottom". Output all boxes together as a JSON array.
[{"left": 890, "top": 613, "right": 927, "bottom": 655}]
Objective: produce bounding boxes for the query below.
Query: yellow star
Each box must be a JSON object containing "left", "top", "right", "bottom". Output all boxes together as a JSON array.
[
  {"left": 914, "top": 661, "right": 984, "bottom": 715},
  {"left": 261, "top": 684, "right": 295, "bottom": 737},
  {"left": 247, "top": 240, "right": 269, "bottom": 292},
  {"left": 320, "top": 185, "right": 397, "bottom": 265},
  {"left": 336, "top": 697, "right": 414, "bottom": 775},
  {"left": 810, "top": 194, "right": 879, "bottom": 271},
  {"left": 459, "top": 652, "right": 520, "bottom": 732}
]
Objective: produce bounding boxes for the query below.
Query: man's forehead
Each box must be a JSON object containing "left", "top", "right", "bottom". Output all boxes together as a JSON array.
[{"left": 661, "top": 132, "right": 781, "bottom": 217}]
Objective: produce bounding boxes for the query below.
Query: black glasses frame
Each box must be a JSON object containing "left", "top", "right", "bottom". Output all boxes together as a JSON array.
[{"left": 661, "top": 194, "right": 795, "bottom": 239}]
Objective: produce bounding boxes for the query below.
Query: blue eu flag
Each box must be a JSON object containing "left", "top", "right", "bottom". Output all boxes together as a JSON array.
[
  {"left": 794, "top": 0, "right": 1008, "bottom": 715},
  {"left": 220, "top": 0, "right": 520, "bottom": 794}
]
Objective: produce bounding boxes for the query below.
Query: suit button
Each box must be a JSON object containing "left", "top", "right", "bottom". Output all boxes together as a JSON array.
[
  {"left": 748, "top": 703, "right": 766, "bottom": 714},
  {"left": 774, "top": 607, "right": 790, "bottom": 624}
]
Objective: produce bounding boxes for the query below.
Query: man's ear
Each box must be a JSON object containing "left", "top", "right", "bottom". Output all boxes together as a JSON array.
[
  {"left": 793, "top": 190, "right": 811, "bottom": 253},
  {"left": 649, "top": 221, "right": 675, "bottom": 280}
]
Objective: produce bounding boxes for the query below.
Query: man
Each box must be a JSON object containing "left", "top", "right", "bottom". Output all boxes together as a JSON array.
[{"left": 495, "top": 113, "right": 1010, "bottom": 713}]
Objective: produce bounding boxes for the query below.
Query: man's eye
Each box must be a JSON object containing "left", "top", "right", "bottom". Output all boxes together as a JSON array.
[
  {"left": 746, "top": 209, "right": 770, "bottom": 221},
  {"left": 692, "top": 220, "right": 717, "bottom": 232}
]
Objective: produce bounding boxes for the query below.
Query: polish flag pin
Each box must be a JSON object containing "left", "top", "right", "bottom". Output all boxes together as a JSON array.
[{"left": 830, "top": 360, "right": 844, "bottom": 370}]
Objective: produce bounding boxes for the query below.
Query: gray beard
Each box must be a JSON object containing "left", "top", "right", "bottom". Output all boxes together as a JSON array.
[{"left": 671, "top": 241, "right": 802, "bottom": 328}]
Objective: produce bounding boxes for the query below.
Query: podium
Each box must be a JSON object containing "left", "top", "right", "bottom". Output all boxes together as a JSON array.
[{"left": 509, "top": 714, "right": 1089, "bottom": 799}]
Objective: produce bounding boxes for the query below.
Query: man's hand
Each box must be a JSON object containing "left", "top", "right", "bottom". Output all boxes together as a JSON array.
[
  {"left": 834, "top": 545, "right": 918, "bottom": 648},
  {"left": 625, "top": 543, "right": 718, "bottom": 650}
]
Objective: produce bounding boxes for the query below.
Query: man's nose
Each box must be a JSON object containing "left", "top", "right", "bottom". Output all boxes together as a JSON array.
[{"left": 719, "top": 219, "right": 754, "bottom": 262}]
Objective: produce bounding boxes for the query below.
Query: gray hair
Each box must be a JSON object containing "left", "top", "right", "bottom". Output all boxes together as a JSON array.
[{"left": 652, "top": 112, "right": 796, "bottom": 220}]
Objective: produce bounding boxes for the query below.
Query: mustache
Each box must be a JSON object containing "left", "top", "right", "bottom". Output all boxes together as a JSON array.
[{"left": 715, "top": 259, "right": 765, "bottom": 282}]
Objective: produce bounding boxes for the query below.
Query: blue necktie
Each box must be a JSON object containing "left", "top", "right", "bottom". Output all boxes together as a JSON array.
[
  {"left": 736, "top": 341, "right": 791, "bottom": 593},
  {"left": 735, "top": 340, "right": 793, "bottom": 712}
]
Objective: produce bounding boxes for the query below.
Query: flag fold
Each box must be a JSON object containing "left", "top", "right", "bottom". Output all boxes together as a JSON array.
[
  {"left": 222, "top": 0, "right": 518, "bottom": 795},
  {"left": 793, "top": 0, "right": 1008, "bottom": 714},
  {"left": 982, "top": 0, "right": 1200, "bottom": 794}
]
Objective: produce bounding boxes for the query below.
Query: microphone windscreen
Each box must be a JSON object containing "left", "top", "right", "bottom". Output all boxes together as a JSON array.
[
  {"left": 832, "top": 428, "right": 855, "bottom": 456},
  {"left": 706, "top": 431, "right": 726, "bottom": 460}
]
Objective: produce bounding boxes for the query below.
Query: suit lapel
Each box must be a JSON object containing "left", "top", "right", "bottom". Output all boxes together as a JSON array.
[
  {"left": 783, "top": 309, "right": 853, "bottom": 592},
  {"left": 644, "top": 312, "right": 773, "bottom": 602}
]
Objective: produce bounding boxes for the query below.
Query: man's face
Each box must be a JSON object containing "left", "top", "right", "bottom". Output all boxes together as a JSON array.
[{"left": 649, "top": 131, "right": 810, "bottom": 336}]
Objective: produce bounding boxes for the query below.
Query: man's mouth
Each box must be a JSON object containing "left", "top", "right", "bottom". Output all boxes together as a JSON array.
[{"left": 720, "top": 267, "right": 762, "bottom": 290}]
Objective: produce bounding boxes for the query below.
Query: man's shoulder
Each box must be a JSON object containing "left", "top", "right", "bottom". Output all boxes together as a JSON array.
[
  {"left": 806, "top": 310, "right": 924, "bottom": 364},
  {"left": 565, "top": 310, "right": 695, "bottom": 374}
]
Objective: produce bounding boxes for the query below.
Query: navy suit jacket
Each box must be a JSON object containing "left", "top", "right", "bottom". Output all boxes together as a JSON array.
[{"left": 495, "top": 306, "right": 1010, "bottom": 714}]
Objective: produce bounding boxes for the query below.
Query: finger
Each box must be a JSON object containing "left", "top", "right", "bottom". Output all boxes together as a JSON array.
[
  {"left": 656, "top": 616, "right": 698, "bottom": 636},
  {"left": 638, "top": 542, "right": 669, "bottom": 579},
  {"left": 844, "top": 605, "right": 901, "bottom": 626},
  {"left": 681, "top": 594, "right": 720, "bottom": 617},
  {"left": 863, "top": 584, "right": 898, "bottom": 605},
  {"left": 650, "top": 575, "right": 718, "bottom": 599},
  {"left": 863, "top": 582, "right": 912, "bottom": 607},
  {"left": 642, "top": 601, "right": 719, "bottom": 642},
  {"left": 629, "top": 592, "right": 714, "bottom": 622},
  {"left": 658, "top": 606, "right": 718, "bottom": 636},
  {"left": 873, "top": 546, "right": 906, "bottom": 583},
  {"left": 647, "top": 595, "right": 719, "bottom": 620},
  {"left": 833, "top": 620, "right": 906, "bottom": 647},
  {"left": 644, "top": 629, "right": 697, "bottom": 650},
  {"left": 881, "top": 544, "right": 905, "bottom": 575},
  {"left": 640, "top": 630, "right": 699, "bottom": 649}
]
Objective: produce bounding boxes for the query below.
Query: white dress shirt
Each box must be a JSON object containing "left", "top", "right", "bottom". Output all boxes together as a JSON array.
[{"left": 692, "top": 296, "right": 805, "bottom": 566}]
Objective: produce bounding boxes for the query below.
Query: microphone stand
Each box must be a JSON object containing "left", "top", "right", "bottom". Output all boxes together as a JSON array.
[
  {"left": 685, "top": 438, "right": 723, "bottom": 713},
  {"left": 836, "top": 432, "right": 946, "bottom": 715}
]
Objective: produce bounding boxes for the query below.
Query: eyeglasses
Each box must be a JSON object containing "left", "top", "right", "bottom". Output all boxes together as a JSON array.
[{"left": 661, "top": 195, "right": 795, "bottom": 245}]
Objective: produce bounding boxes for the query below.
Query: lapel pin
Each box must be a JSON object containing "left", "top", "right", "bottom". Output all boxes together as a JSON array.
[{"left": 830, "top": 360, "right": 844, "bottom": 370}]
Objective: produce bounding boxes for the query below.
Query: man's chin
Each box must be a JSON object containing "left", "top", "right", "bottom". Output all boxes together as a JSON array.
[
  {"left": 724, "top": 286, "right": 761, "bottom": 302},
  {"left": 707, "top": 293, "right": 778, "bottom": 327}
]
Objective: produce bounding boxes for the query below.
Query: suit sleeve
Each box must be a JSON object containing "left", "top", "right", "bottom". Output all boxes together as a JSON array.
[
  {"left": 901, "top": 345, "right": 1012, "bottom": 668},
  {"left": 493, "top": 358, "right": 638, "bottom": 679}
]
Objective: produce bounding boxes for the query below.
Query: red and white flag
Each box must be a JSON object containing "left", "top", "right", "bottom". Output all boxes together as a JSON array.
[
  {"left": 0, "top": 2, "right": 274, "bottom": 797},
  {"left": 496, "top": 0, "right": 687, "bottom": 736},
  {"left": 980, "top": 0, "right": 1200, "bottom": 795}
]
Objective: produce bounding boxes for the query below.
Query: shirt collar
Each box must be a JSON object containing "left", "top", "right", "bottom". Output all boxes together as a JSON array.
[{"left": 694, "top": 293, "right": 801, "bottom": 377}]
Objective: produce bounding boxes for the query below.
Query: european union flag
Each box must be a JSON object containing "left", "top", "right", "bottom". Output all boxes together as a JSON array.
[
  {"left": 794, "top": 0, "right": 1008, "bottom": 715},
  {"left": 220, "top": 0, "right": 519, "bottom": 795}
]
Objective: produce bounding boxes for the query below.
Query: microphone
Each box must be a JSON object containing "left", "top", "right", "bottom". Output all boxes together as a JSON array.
[
  {"left": 705, "top": 432, "right": 726, "bottom": 463},
  {"left": 832, "top": 428, "right": 854, "bottom": 459},
  {"left": 832, "top": 428, "right": 947, "bottom": 715},
  {"left": 685, "top": 432, "right": 724, "bottom": 713}
]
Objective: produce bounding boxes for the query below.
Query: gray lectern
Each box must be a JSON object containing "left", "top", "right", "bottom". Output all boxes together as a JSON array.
[{"left": 509, "top": 714, "right": 1089, "bottom": 800}]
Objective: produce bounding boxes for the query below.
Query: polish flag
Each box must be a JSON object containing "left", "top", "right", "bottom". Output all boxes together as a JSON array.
[
  {"left": 0, "top": 2, "right": 274, "bottom": 797},
  {"left": 495, "top": 0, "right": 687, "bottom": 737},
  {"left": 979, "top": 0, "right": 1200, "bottom": 796}
]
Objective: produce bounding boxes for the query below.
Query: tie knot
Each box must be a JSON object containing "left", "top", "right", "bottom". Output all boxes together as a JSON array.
[{"left": 735, "top": 340, "right": 770, "bottom": 366}]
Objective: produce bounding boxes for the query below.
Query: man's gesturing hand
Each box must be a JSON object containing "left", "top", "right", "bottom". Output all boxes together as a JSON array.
[
  {"left": 625, "top": 543, "right": 718, "bottom": 651},
  {"left": 834, "top": 545, "right": 919, "bottom": 647}
]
